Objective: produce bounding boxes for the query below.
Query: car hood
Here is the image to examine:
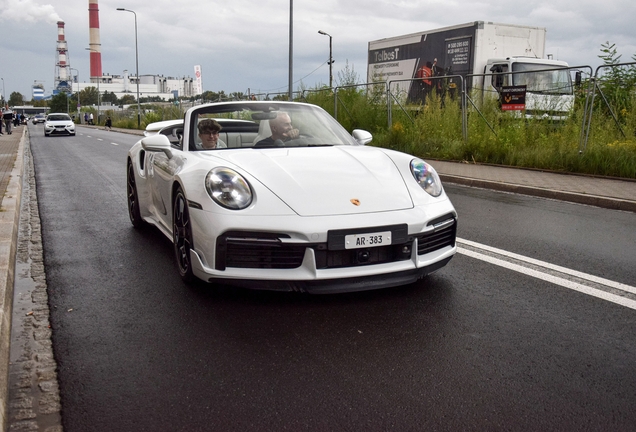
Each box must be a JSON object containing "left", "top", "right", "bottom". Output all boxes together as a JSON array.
[
  {"left": 46, "top": 120, "right": 73, "bottom": 125},
  {"left": 214, "top": 146, "right": 414, "bottom": 216}
]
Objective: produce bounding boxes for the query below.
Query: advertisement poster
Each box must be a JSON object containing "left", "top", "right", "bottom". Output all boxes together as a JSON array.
[
  {"left": 500, "top": 86, "right": 527, "bottom": 110},
  {"left": 194, "top": 65, "right": 203, "bottom": 96},
  {"left": 368, "top": 23, "right": 476, "bottom": 103}
]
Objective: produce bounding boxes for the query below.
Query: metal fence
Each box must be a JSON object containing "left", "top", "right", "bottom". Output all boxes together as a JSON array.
[{"left": 291, "top": 62, "right": 635, "bottom": 153}]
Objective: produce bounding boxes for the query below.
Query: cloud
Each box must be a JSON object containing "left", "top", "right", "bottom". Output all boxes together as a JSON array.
[{"left": 0, "top": 0, "right": 61, "bottom": 23}]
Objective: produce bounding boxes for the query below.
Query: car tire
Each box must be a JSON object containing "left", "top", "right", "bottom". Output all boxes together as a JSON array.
[
  {"left": 126, "top": 161, "right": 144, "bottom": 229},
  {"left": 173, "top": 187, "right": 195, "bottom": 283},
  {"left": 44, "top": 133, "right": 49, "bottom": 137}
]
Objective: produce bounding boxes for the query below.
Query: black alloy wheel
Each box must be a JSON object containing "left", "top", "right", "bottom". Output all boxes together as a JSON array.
[
  {"left": 127, "top": 161, "right": 144, "bottom": 228},
  {"left": 173, "top": 187, "right": 195, "bottom": 283}
]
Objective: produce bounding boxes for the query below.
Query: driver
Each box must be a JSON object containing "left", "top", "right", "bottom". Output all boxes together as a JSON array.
[{"left": 256, "top": 112, "right": 299, "bottom": 146}]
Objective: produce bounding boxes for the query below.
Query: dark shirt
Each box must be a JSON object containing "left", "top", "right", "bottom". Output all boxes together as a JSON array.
[
  {"left": 256, "top": 136, "right": 275, "bottom": 146},
  {"left": 255, "top": 136, "right": 285, "bottom": 147}
]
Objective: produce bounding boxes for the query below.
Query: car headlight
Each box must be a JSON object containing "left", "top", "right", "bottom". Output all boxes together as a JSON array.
[
  {"left": 410, "top": 158, "right": 443, "bottom": 197},
  {"left": 205, "top": 167, "right": 253, "bottom": 210}
]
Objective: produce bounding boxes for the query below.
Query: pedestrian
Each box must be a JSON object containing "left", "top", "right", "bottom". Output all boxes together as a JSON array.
[
  {"left": 105, "top": 116, "right": 112, "bottom": 131},
  {"left": 89, "top": 112, "right": 94, "bottom": 125},
  {"left": 2, "top": 108, "right": 14, "bottom": 135},
  {"left": 84, "top": 112, "right": 88, "bottom": 124}
]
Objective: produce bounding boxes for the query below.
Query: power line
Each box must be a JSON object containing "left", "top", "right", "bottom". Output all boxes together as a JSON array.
[{"left": 263, "top": 61, "right": 327, "bottom": 93}]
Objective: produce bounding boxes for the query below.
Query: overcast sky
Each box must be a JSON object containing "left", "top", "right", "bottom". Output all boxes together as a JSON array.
[{"left": 1, "top": 0, "right": 634, "bottom": 100}]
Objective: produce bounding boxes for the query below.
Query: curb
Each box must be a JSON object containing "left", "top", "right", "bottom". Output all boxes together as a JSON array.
[
  {"left": 0, "top": 129, "right": 25, "bottom": 432},
  {"left": 77, "top": 124, "right": 144, "bottom": 136},
  {"left": 440, "top": 174, "right": 636, "bottom": 213}
]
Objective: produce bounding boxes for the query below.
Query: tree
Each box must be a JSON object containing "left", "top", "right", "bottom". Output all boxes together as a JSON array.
[
  {"left": 101, "top": 91, "right": 118, "bottom": 104},
  {"left": 200, "top": 90, "right": 229, "bottom": 103},
  {"left": 79, "top": 86, "right": 99, "bottom": 106},
  {"left": 29, "top": 99, "right": 48, "bottom": 107},
  {"left": 140, "top": 95, "right": 164, "bottom": 103},
  {"left": 49, "top": 92, "right": 68, "bottom": 113},
  {"left": 8, "top": 91, "right": 24, "bottom": 107},
  {"left": 336, "top": 60, "right": 360, "bottom": 87},
  {"left": 597, "top": 42, "right": 636, "bottom": 114},
  {"left": 120, "top": 94, "right": 136, "bottom": 105}
]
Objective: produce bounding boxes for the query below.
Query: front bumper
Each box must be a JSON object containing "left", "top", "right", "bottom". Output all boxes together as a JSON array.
[
  {"left": 45, "top": 125, "right": 75, "bottom": 135},
  {"left": 187, "top": 200, "right": 457, "bottom": 293},
  {"left": 207, "top": 256, "right": 454, "bottom": 294}
]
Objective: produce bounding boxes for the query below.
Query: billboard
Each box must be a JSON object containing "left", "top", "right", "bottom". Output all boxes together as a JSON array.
[
  {"left": 194, "top": 65, "right": 203, "bottom": 95},
  {"left": 368, "top": 23, "right": 477, "bottom": 102}
]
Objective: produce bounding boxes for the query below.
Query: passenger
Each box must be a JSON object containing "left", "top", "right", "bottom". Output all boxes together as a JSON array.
[
  {"left": 256, "top": 112, "right": 299, "bottom": 146},
  {"left": 197, "top": 119, "right": 227, "bottom": 149}
]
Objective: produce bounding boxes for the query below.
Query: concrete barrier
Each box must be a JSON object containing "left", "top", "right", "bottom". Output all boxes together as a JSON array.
[{"left": 0, "top": 128, "right": 24, "bottom": 432}]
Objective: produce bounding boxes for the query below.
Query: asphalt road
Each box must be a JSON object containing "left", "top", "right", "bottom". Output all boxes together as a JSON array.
[{"left": 27, "top": 125, "right": 636, "bottom": 431}]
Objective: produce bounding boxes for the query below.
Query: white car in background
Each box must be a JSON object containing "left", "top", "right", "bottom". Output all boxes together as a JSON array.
[
  {"left": 44, "top": 113, "right": 76, "bottom": 137},
  {"left": 127, "top": 101, "right": 457, "bottom": 293},
  {"left": 32, "top": 113, "right": 46, "bottom": 124}
]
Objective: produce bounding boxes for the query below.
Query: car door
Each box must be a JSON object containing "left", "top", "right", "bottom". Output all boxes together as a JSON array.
[{"left": 147, "top": 126, "right": 187, "bottom": 232}]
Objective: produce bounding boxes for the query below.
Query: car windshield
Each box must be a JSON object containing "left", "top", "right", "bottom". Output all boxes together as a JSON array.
[
  {"left": 47, "top": 114, "right": 71, "bottom": 121},
  {"left": 512, "top": 63, "right": 573, "bottom": 95},
  {"left": 188, "top": 102, "right": 359, "bottom": 151}
]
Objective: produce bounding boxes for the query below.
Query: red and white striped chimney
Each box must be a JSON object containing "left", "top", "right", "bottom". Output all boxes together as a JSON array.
[
  {"left": 56, "top": 21, "right": 69, "bottom": 82},
  {"left": 88, "top": 0, "right": 103, "bottom": 80}
]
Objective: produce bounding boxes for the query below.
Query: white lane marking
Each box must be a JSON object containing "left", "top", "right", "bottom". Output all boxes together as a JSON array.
[
  {"left": 456, "top": 238, "right": 636, "bottom": 310},
  {"left": 457, "top": 238, "right": 636, "bottom": 295},
  {"left": 97, "top": 138, "right": 103, "bottom": 141},
  {"left": 111, "top": 142, "right": 119, "bottom": 146}
]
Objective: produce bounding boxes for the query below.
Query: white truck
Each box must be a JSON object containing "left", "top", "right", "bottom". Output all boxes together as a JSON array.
[{"left": 368, "top": 21, "right": 575, "bottom": 120}]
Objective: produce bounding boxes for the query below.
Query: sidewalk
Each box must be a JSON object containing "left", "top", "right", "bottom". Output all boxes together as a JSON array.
[
  {"left": 432, "top": 160, "right": 636, "bottom": 213},
  {"left": 0, "top": 125, "right": 635, "bottom": 430}
]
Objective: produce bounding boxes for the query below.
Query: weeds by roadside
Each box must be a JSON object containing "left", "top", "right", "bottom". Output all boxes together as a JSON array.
[{"left": 306, "top": 89, "right": 636, "bottom": 179}]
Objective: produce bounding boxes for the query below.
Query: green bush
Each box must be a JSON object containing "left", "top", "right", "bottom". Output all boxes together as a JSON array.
[{"left": 306, "top": 83, "right": 635, "bottom": 178}]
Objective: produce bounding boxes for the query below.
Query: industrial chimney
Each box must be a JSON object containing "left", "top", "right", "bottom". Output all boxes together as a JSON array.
[
  {"left": 88, "top": 0, "right": 103, "bottom": 81},
  {"left": 54, "top": 21, "right": 72, "bottom": 93}
]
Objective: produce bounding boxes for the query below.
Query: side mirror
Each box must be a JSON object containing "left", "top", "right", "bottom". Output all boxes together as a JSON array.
[
  {"left": 352, "top": 129, "right": 372, "bottom": 145},
  {"left": 141, "top": 134, "right": 173, "bottom": 158}
]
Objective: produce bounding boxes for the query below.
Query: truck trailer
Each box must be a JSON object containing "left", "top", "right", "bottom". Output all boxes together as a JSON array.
[{"left": 367, "top": 21, "right": 574, "bottom": 120}]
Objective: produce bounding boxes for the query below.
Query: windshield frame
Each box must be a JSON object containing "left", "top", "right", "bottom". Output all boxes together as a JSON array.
[
  {"left": 187, "top": 101, "right": 359, "bottom": 152},
  {"left": 47, "top": 114, "right": 72, "bottom": 121},
  {"left": 511, "top": 62, "right": 573, "bottom": 95}
]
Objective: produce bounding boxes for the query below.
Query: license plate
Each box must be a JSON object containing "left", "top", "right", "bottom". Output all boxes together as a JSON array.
[{"left": 344, "top": 231, "right": 391, "bottom": 249}]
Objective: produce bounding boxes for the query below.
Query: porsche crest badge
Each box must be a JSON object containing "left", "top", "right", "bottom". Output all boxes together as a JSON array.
[{"left": 350, "top": 199, "right": 360, "bottom": 206}]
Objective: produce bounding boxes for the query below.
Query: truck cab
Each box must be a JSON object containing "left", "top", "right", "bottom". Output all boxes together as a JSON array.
[{"left": 484, "top": 57, "right": 574, "bottom": 121}]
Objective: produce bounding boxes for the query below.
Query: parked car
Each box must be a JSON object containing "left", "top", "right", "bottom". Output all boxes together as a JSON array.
[
  {"left": 32, "top": 114, "right": 46, "bottom": 124},
  {"left": 44, "top": 113, "right": 76, "bottom": 137},
  {"left": 127, "top": 101, "right": 457, "bottom": 293}
]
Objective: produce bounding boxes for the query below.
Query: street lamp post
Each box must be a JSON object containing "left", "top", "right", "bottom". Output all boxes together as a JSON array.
[
  {"left": 70, "top": 68, "right": 80, "bottom": 121},
  {"left": 117, "top": 8, "right": 141, "bottom": 128},
  {"left": 85, "top": 48, "right": 101, "bottom": 124},
  {"left": 318, "top": 30, "right": 333, "bottom": 89},
  {"left": 288, "top": 0, "right": 293, "bottom": 101},
  {"left": 1, "top": 77, "right": 5, "bottom": 107}
]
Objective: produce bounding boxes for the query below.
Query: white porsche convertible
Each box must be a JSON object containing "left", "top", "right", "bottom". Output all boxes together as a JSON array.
[{"left": 127, "top": 101, "right": 457, "bottom": 293}]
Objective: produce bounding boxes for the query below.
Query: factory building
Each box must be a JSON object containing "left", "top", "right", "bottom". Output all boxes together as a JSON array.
[{"left": 45, "top": 1, "right": 198, "bottom": 102}]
